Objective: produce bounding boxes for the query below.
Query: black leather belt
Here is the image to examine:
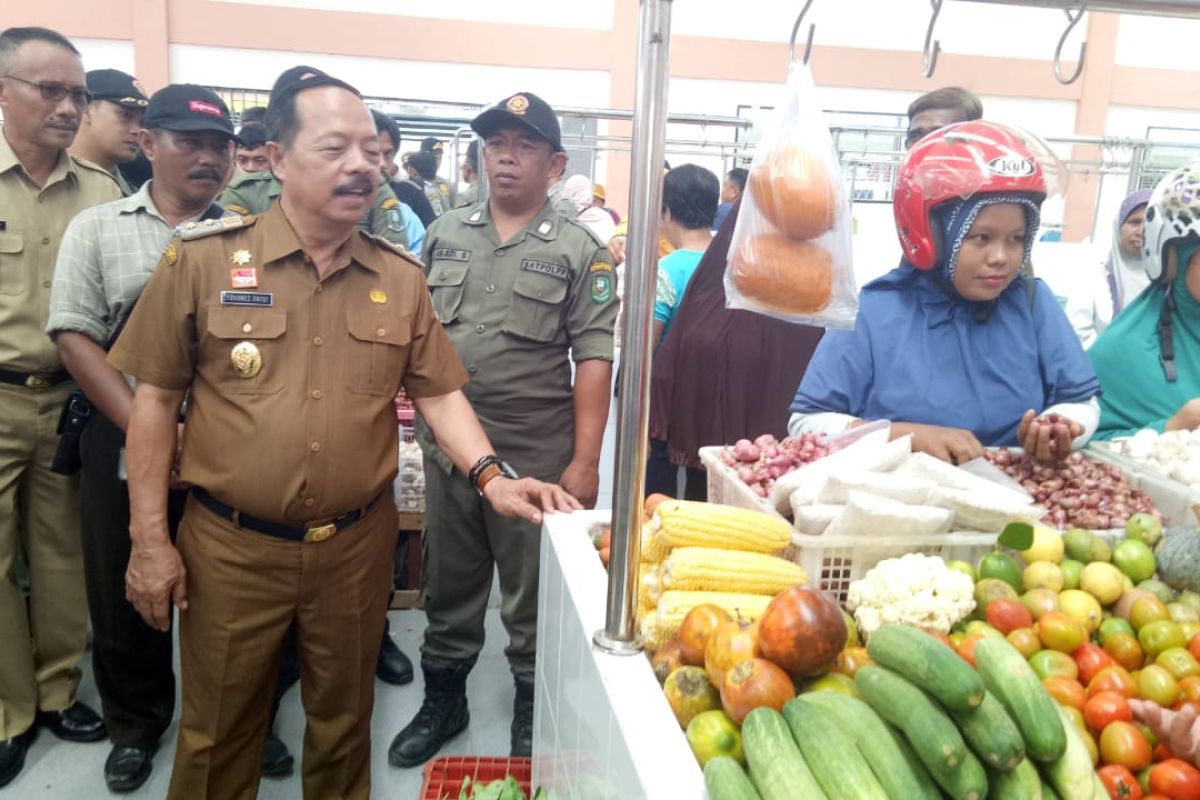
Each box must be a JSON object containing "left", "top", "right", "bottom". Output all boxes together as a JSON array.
[
  {"left": 0, "top": 367, "right": 72, "bottom": 389},
  {"left": 192, "top": 488, "right": 382, "bottom": 543}
]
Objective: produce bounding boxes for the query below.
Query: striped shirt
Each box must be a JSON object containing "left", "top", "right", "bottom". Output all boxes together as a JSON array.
[{"left": 47, "top": 179, "right": 225, "bottom": 346}]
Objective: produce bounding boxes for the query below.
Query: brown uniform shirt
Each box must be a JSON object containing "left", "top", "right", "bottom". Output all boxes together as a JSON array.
[
  {"left": 108, "top": 203, "right": 467, "bottom": 524},
  {"left": 0, "top": 129, "right": 121, "bottom": 371}
]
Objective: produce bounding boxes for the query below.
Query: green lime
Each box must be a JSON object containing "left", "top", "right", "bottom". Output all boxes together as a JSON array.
[
  {"left": 978, "top": 552, "right": 1022, "bottom": 594},
  {"left": 1062, "top": 529, "right": 1095, "bottom": 563},
  {"left": 1098, "top": 616, "right": 1135, "bottom": 645},
  {"left": 1113, "top": 539, "right": 1157, "bottom": 584},
  {"left": 1060, "top": 559, "right": 1084, "bottom": 591},
  {"left": 946, "top": 560, "right": 976, "bottom": 582}
]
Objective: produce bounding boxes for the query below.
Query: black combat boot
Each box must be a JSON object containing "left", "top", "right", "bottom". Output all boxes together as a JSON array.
[
  {"left": 387, "top": 656, "right": 473, "bottom": 768},
  {"left": 511, "top": 673, "right": 535, "bottom": 758}
]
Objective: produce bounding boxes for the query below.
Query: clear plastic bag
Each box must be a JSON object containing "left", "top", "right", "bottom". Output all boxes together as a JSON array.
[{"left": 725, "top": 63, "right": 857, "bottom": 328}]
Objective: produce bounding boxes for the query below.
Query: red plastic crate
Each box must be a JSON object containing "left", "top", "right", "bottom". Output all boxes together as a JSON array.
[{"left": 419, "top": 756, "right": 532, "bottom": 800}]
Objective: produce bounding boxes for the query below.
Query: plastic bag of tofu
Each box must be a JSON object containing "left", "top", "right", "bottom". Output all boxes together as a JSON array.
[
  {"left": 925, "top": 485, "right": 1045, "bottom": 532},
  {"left": 823, "top": 490, "right": 954, "bottom": 538},
  {"left": 816, "top": 469, "right": 935, "bottom": 506},
  {"left": 771, "top": 427, "right": 910, "bottom": 514},
  {"left": 791, "top": 503, "right": 844, "bottom": 536}
]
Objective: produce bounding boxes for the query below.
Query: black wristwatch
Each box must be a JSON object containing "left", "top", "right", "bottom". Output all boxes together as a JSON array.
[{"left": 469, "top": 454, "right": 519, "bottom": 495}]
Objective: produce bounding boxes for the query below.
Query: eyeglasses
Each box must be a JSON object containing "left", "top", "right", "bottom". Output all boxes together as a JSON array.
[{"left": 1, "top": 75, "right": 93, "bottom": 107}]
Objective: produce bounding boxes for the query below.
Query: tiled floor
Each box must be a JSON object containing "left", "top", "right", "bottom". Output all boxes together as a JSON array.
[{"left": 6, "top": 608, "right": 518, "bottom": 799}]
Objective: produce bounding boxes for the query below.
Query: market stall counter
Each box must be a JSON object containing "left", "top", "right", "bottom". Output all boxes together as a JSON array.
[{"left": 533, "top": 510, "right": 706, "bottom": 800}]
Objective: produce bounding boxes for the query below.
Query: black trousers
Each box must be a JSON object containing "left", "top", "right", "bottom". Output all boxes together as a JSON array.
[
  {"left": 645, "top": 438, "right": 706, "bottom": 500},
  {"left": 79, "top": 411, "right": 185, "bottom": 749}
]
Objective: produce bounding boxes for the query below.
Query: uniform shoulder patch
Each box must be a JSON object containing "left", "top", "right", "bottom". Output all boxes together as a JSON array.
[
  {"left": 381, "top": 197, "right": 400, "bottom": 210},
  {"left": 179, "top": 215, "right": 257, "bottom": 241},
  {"left": 364, "top": 232, "right": 424, "bottom": 269}
]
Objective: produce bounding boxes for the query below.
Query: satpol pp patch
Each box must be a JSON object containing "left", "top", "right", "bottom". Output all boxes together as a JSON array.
[{"left": 591, "top": 272, "right": 613, "bottom": 304}]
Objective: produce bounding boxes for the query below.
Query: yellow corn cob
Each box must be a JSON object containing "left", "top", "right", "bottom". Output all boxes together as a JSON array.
[
  {"left": 640, "top": 566, "right": 662, "bottom": 607},
  {"left": 654, "top": 590, "right": 773, "bottom": 642},
  {"left": 662, "top": 547, "right": 807, "bottom": 595},
  {"left": 639, "top": 614, "right": 670, "bottom": 651},
  {"left": 640, "top": 522, "right": 670, "bottom": 563},
  {"left": 653, "top": 500, "right": 790, "bottom": 554}
]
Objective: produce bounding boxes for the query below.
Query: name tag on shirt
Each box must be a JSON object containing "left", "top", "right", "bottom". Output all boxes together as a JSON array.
[
  {"left": 432, "top": 248, "right": 471, "bottom": 262},
  {"left": 520, "top": 259, "right": 569, "bottom": 280},
  {"left": 220, "top": 291, "right": 273, "bottom": 307}
]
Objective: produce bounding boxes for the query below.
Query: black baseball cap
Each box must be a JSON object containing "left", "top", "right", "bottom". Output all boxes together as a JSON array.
[
  {"left": 86, "top": 69, "right": 148, "bottom": 109},
  {"left": 471, "top": 92, "right": 562, "bottom": 153},
  {"left": 420, "top": 136, "right": 444, "bottom": 153},
  {"left": 269, "top": 65, "right": 360, "bottom": 107},
  {"left": 144, "top": 84, "right": 239, "bottom": 142}
]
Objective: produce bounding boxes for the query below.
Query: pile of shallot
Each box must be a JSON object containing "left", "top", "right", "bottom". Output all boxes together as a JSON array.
[
  {"left": 984, "top": 450, "right": 1159, "bottom": 530},
  {"left": 719, "top": 433, "right": 835, "bottom": 497}
]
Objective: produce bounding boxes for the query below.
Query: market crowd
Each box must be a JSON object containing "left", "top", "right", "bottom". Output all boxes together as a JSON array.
[{"left": 2, "top": 21, "right": 1200, "bottom": 800}]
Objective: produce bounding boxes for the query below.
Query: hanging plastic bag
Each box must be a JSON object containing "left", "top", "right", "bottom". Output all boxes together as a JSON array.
[{"left": 725, "top": 63, "right": 857, "bottom": 328}]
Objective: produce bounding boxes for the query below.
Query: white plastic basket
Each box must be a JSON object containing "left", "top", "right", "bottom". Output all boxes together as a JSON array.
[
  {"left": 698, "top": 446, "right": 785, "bottom": 518},
  {"left": 785, "top": 530, "right": 997, "bottom": 605}
]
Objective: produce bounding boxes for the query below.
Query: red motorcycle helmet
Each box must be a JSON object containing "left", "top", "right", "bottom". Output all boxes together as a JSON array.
[{"left": 894, "top": 121, "right": 1065, "bottom": 270}]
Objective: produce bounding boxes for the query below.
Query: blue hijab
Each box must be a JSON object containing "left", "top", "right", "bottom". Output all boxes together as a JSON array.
[{"left": 792, "top": 194, "right": 1101, "bottom": 446}]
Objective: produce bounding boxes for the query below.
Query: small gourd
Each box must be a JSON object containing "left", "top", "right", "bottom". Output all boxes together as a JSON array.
[{"left": 1156, "top": 504, "right": 1200, "bottom": 593}]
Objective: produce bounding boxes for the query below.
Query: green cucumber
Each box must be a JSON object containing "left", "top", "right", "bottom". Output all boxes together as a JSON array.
[
  {"left": 855, "top": 665, "right": 988, "bottom": 800},
  {"left": 987, "top": 758, "right": 1043, "bottom": 800},
  {"left": 1042, "top": 778, "right": 1063, "bottom": 800},
  {"left": 974, "top": 636, "right": 1066, "bottom": 763},
  {"left": 795, "top": 691, "right": 941, "bottom": 800},
  {"left": 703, "top": 756, "right": 762, "bottom": 800},
  {"left": 740, "top": 707, "right": 827, "bottom": 800},
  {"left": 866, "top": 623, "right": 985, "bottom": 710},
  {"left": 949, "top": 690, "right": 1025, "bottom": 770},
  {"left": 781, "top": 698, "right": 889, "bottom": 800},
  {"left": 1040, "top": 705, "right": 1108, "bottom": 800}
]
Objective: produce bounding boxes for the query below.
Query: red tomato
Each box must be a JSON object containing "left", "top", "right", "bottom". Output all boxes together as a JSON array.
[
  {"left": 1154, "top": 743, "right": 1176, "bottom": 763},
  {"left": 1044, "top": 676, "right": 1088, "bottom": 710},
  {"left": 1178, "top": 676, "right": 1200, "bottom": 705},
  {"left": 1099, "top": 764, "right": 1145, "bottom": 800},
  {"left": 1189, "top": 633, "right": 1200, "bottom": 664},
  {"left": 1086, "top": 691, "right": 1135, "bottom": 734},
  {"left": 1090, "top": 666, "right": 1140, "bottom": 700},
  {"left": 1077, "top": 642, "right": 1118, "bottom": 686},
  {"left": 957, "top": 633, "right": 983, "bottom": 667},
  {"left": 1149, "top": 758, "right": 1200, "bottom": 800},
  {"left": 1100, "top": 721, "right": 1154, "bottom": 771},
  {"left": 987, "top": 598, "right": 1034, "bottom": 635},
  {"left": 1107, "top": 633, "right": 1148, "bottom": 673}
]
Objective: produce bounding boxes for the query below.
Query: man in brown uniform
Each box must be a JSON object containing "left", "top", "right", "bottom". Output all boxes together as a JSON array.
[
  {"left": 109, "top": 68, "right": 578, "bottom": 800},
  {"left": 0, "top": 26, "right": 120, "bottom": 788}
]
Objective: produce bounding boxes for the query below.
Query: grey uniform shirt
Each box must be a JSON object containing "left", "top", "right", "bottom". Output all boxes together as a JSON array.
[{"left": 47, "top": 180, "right": 227, "bottom": 347}]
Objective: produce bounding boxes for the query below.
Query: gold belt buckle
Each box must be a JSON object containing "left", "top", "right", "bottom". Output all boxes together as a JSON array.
[
  {"left": 25, "top": 374, "right": 50, "bottom": 389},
  {"left": 304, "top": 523, "right": 336, "bottom": 543}
]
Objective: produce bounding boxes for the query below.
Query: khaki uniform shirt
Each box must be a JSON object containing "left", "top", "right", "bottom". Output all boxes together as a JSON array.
[
  {"left": 0, "top": 129, "right": 121, "bottom": 372},
  {"left": 220, "top": 171, "right": 410, "bottom": 249},
  {"left": 108, "top": 203, "right": 467, "bottom": 524},
  {"left": 431, "top": 176, "right": 453, "bottom": 209},
  {"left": 418, "top": 200, "right": 616, "bottom": 470}
]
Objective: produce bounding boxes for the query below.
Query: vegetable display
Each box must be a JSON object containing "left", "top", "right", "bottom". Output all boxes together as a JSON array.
[
  {"left": 985, "top": 450, "right": 1159, "bottom": 531},
  {"left": 718, "top": 433, "right": 834, "bottom": 498},
  {"left": 847, "top": 552, "right": 976, "bottom": 637}
]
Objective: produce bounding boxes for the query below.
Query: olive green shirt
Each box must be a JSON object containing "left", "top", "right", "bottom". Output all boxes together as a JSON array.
[
  {"left": 454, "top": 183, "right": 479, "bottom": 210},
  {"left": 418, "top": 200, "right": 616, "bottom": 470},
  {"left": 219, "top": 171, "right": 410, "bottom": 250},
  {"left": 0, "top": 129, "right": 121, "bottom": 372},
  {"left": 115, "top": 168, "right": 136, "bottom": 198}
]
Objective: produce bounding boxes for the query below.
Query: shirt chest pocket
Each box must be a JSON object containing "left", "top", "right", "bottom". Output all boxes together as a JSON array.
[
  {"left": 502, "top": 270, "right": 569, "bottom": 343},
  {"left": 427, "top": 262, "right": 469, "bottom": 325},
  {"left": 204, "top": 307, "right": 287, "bottom": 395},
  {"left": 0, "top": 232, "right": 26, "bottom": 296},
  {"left": 346, "top": 311, "right": 411, "bottom": 396}
]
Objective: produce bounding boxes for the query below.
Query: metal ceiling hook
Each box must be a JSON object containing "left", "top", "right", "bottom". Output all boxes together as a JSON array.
[
  {"left": 923, "top": 0, "right": 945, "bottom": 79},
  {"left": 788, "top": 0, "right": 817, "bottom": 65},
  {"left": 1054, "top": 0, "right": 1089, "bottom": 85}
]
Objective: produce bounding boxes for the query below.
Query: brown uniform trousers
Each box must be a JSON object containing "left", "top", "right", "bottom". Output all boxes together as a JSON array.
[{"left": 108, "top": 203, "right": 467, "bottom": 798}]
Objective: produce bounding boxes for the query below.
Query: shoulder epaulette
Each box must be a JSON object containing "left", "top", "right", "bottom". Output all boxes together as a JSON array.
[
  {"left": 363, "top": 231, "right": 424, "bottom": 269},
  {"left": 562, "top": 215, "right": 608, "bottom": 248},
  {"left": 229, "top": 170, "right": 272, "bottom": 186},
  {"left": 179, "top": 215, "right": 257, "bottom": 241}
]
